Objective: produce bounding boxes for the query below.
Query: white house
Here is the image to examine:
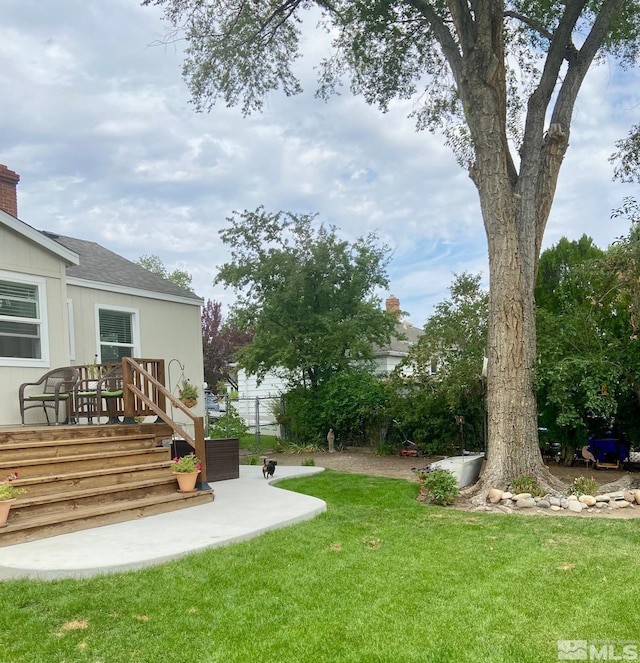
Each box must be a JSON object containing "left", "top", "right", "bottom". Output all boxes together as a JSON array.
[{"left": 0, "top": 164, "right": 205, "bottom": 429}]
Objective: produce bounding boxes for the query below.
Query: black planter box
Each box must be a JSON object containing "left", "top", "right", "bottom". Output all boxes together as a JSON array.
[{"left": 171, "top": 437, "right": 240, "bottom": 482}]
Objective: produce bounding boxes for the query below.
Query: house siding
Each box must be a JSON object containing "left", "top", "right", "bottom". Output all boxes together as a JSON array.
[
  {"left": 1, "top": 227, "right": 205, "bottom": 429},
  {"left": 0, "top": 224, "right": 71, "bottom": 423},
  {"left": 67, "top": 283, "right": 205, "bottom": 433}
]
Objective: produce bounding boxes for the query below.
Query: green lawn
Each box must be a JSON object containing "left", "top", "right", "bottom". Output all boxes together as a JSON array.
[{"left": 1, "top": 471, "right": 638, "bottom": 662}]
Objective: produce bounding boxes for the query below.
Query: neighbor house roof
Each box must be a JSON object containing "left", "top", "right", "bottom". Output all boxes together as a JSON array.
[
  {"left": 374, "top": 321, "right": 423, "bottom": 357},
  {"left": 42, "top": 231, "right": 203, "bottom": 306}
]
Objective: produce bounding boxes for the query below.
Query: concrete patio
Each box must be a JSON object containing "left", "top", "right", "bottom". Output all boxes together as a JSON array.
[{"left": 0, "top": 465, "right": 326, "bottom": 580}]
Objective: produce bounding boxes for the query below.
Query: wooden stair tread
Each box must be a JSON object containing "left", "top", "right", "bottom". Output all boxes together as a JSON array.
[
  {"left": 14, "top": 476, "right": 179, "bottom": 506},
  {"left": 0, "top": 446, "right": 167, "bottom": 469},
  {"left": 0, "top": 433, "right": 156, "bottom": 451},
  {"left": 12, "top": 460, "right": 172, "bottom": 487},
  {"left": 0, "top": 490, "right": 213, "bottom": 534}
]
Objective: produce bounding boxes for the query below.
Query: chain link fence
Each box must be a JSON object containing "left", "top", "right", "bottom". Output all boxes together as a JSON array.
[{"left": 206, "top": 394, "right": 281, "bottom": 447}]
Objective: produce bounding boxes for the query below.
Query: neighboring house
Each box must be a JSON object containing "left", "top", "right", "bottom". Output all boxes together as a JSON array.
[
  {"left": 372, "top": 295, "right": 423, "bottom": 375},
  {"left": 0, "top": 164, "right": 205, "bottom": 429}
]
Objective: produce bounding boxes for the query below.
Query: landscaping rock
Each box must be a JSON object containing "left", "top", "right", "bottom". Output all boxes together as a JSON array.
[
  {"left": 560, "top": 498, "right": 569, "bottom": 509},
  {"left": 550, "top": 505, "right": 562, "bottom": 511},
  {"left": 488, "top": 488, "right": 503, "bottom": 504},
  {"left": 501, "top": 492, "right": 513, "bottom": 500},
  {"left": 537, "top": 500, "right": 550, "bottom": 509},
  {"left": 516, "top": 498, "right": 536, "bottom": 508},
  {"left": 624, "top": 490, "right": 636, "bottom": 504},
  {"left": 594, "top": 494, "right": 610, "bottom": 502},
  {"left": 608, "top": 499, "right": 631, "bottom": 509},
  {"left": 513, "top": 493, "right": 532, "bottom": 501},
  {"left": 579, "top": 495, "right": 596, "bottom": 506},
  {"left": 595, "top": 502, "right": 608, "bottom": 509},
  {"left": 568, "top": 500, "right": 587, "bottom": 513},
  {"left": 549, "top": 496, "right": 562, "bottom": 507},
  {"left": 635, "top": 490, "right": 640, "bottom": 505},
  {"left": 608, "top": 491, "right": 626, "bottom": 500}
]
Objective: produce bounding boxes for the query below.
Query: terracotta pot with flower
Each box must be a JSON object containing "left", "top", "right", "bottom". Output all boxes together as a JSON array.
[
  {"left": 178, "top": 380, "right": 198, "bottom": 408},
  {"left": 0, "top": 472, "right": 26, "bottom": 528},
  {"left": 171, "top": 454, "right": 201, "bottom": 492}
]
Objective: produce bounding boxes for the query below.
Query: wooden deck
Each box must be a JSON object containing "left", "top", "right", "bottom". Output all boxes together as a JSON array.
[{"left": 0, "top": 423, "right": 214, "bottom": 547}]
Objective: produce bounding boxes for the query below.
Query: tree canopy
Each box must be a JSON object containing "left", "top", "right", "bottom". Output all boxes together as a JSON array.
[
  {"left": 145, "top": 0, "right": 640, "bottom": 493},
  {"left": 535, "top": 223, "right": 640, "bottom": 451},
  {"left": 611, "top": 125, "right": 640, "bottom": 183},
  {"left": 403, "top": 272, "right": 488, "bottom": 403},
  {"left": 136, "top": 254, "right": 194, "bottom": 292},
  {"left": 201, "top": 299, "right": 253, "bottom": 392},
  {"left": 394, "top": 272, "right": 488, "bottom": 453},
  {"left": 215, "top": 207, "right": 397, "bottom": 388}
]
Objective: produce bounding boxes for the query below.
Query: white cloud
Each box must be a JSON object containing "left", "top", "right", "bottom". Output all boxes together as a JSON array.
[{"left": 0, "top": 1, "right": 638, "bottom": 328}]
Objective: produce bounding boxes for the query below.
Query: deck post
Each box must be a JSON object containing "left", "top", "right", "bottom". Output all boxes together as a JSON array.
[
  {"left": 121, "top": 359, "right": 136, "bottom": 424},
  {"left": 194, "top": 416, "right": 208, "bottom": 488}
]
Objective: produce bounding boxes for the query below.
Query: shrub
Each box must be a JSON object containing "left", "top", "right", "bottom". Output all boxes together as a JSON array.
[
  {"left": 301, "top": 458, "right": 315, "bottom": 466},
  {"left": 280, "top": 369, "right": 390, "bottom": 446},
  {"left": 376, "top": 443, "right": 395, "bottom": 456},
  {"left": 414, "top": 468, "right": 460, "bottom": 506},
  {"left": 208, "top": 404, "right": 249, "bottom": 439},
  {"left": 571, "top": 475, "right": 598, "bottom": 496},
  {"left": 509, "top": 475, "right": 545, "bottom": 497}
]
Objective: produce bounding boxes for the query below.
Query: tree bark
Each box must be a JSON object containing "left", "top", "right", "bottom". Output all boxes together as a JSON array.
[
  {"left": 479, "top": 207, "right": 564, "bottom": 496},
  {"left": 459, "top": 34, "right": 567, "bottom": 498}
]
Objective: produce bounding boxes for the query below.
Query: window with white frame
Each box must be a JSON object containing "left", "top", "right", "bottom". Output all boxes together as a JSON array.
[
  {"left": 98, "top": 307, "right": 138, "bottom": 362},
  {"left": 0, "top": 275, "right": 48, "bottom": 364}
]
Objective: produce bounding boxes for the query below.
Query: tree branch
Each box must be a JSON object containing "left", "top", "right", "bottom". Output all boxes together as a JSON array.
[
  {"left": 534, "top": 0, "right": 628, "bottom": 258},
  {"left": 504, "top": 10, "right": 554, "bottom": 42},
  {"left": 446, "top": 0, "right": 475, "bottom": 56},
  {"left": 402, "top": 0, "right": 464, "bottom": 83}
]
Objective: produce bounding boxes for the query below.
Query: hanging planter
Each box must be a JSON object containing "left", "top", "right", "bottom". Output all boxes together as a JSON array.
[{"left": 177, "top": 379, "right": 198, "bottom": 409}]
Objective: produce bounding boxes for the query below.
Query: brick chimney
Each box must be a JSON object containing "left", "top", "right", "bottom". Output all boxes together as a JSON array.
[
  {"left": 385, "top": 295, "right": 400, "bottom": 318},
  {"left": 0, "top": 164, "right": 20, "bottom": 217}
]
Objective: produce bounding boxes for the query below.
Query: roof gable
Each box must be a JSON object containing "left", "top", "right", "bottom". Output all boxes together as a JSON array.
[
  {"left": 42, "top": 232, "right": 203, "bottom": 304},
  {"left": 0, "top": 209, "right": 79, "bottom": 266},
  {"left": 374, "top": 321, "right": 423, "bottom": 356}
]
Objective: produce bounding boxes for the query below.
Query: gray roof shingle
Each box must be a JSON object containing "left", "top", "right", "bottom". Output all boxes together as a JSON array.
[
  {"left": 42, "top": 231, "right": 202, "bottom": 302},
  {"left": 375, "top": 321, "right": 423, "bottom": 355}
]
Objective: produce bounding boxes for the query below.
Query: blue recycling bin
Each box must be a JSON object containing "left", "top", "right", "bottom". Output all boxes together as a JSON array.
[{"left": 588, "top": 438, "right": 630, "bottom": 467}]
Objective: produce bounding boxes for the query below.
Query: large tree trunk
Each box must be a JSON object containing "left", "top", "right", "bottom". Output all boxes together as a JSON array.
[
  {"left": 460, "top": 47, "right": 567, "bottom": 499},
  {"left": 475, "top": 205, "right": 564, "bottom": 498}
]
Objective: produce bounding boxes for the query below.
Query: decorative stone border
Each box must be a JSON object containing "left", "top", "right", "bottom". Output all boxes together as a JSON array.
[{"left": 487, "top": 488, "right": 640, "bottom": 513}]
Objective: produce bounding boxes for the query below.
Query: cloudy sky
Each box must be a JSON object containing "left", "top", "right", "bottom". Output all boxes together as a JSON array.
[{"left": 1, "top": 1, "right": 639, "bottom": 327}]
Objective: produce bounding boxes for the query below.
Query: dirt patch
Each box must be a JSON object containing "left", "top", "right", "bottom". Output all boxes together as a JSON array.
[
  {"left": 263, "top": 448, "right": 427, "bottom": 481},
  {"left": 255, "top": 448, "right": 640, "bottom": 519}
]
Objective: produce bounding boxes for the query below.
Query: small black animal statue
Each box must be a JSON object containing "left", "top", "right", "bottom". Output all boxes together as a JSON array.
[{"left": 262, "top": 458, "right": 277, "bottom": 479}]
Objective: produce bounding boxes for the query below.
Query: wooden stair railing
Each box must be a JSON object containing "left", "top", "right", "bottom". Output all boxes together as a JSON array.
[{"left": 121, "top": 358, "right": 207, "bottom": 483}]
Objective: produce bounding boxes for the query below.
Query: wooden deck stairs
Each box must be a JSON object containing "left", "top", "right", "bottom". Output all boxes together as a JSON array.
[{"left": 0, "top": 423, "right": 213, "bottom": 547}]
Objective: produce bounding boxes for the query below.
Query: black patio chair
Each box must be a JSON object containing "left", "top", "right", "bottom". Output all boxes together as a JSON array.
[{"left": 19, "top": 367, "right": 80, "bottom": 425}]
